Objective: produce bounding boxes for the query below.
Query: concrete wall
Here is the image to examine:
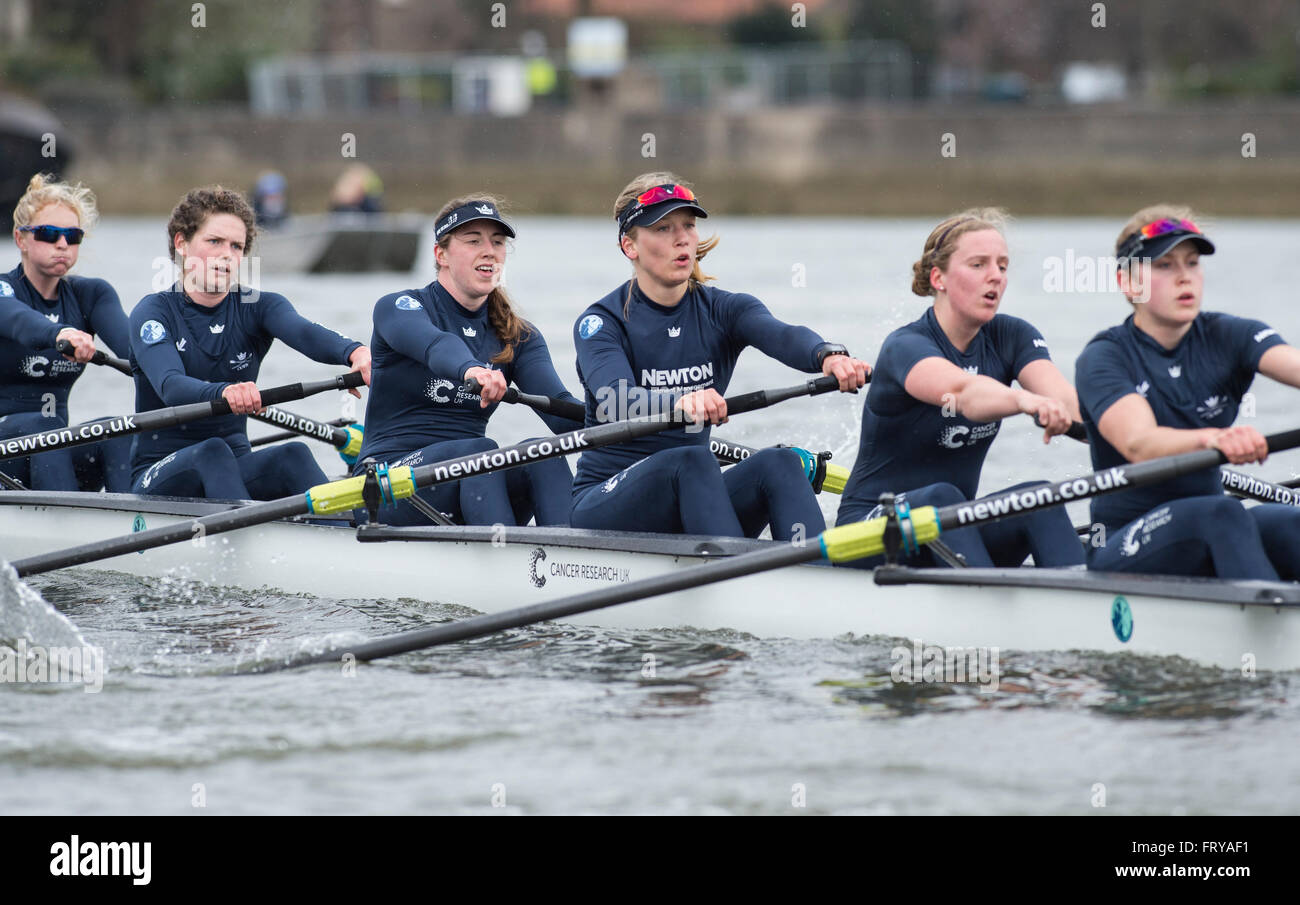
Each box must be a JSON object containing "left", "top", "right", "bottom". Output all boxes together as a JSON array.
[{"left": 57, "top": 102, "right": 1300, "bottom": 216}]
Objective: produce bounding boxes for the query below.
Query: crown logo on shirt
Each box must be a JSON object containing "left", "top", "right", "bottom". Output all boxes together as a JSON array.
[
  {"left": 1168, "top": 364, "right": 1182, "bottom": 378},
  {"left": 668, "top": 326, "right": 681, "bottom": 337},
  {"left": 209, "top": 324, "right": 225, "bottom": 334},
  {"left": 45, "top": 313, "right": 58, "bottom": 322},
  {"left": 1136, "top": 380, "right": 1150, "bottom": 397},
  {"left": 963, "top": 366, "right": 977, "bottom": 375},
  {"left": 462, "top": 326, "right": 476, "bottom": 338}
]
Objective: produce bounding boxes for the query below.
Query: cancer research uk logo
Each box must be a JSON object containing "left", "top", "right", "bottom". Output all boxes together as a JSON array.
[
  {"left": 579, "top": 314, "right": 603, "bottom": 339},
  {"left": 139, "top": 320, "right": 167, "bottom": 344},
  {"left": 0, "top": 279, "right": 13, "bottom": 297},
  {"left": 528, "top": 548, "right": 547, "bottom": 587},
  {"left": 395, "top": 294, "right": 422, "bottom": 311}
]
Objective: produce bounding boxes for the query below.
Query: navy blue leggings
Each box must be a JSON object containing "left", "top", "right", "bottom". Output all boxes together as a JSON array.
[
  {"left": 369, "top": 436, "right": 574, "bottom": 527},
  {"left": 835, "top": 480, "right": 1086, "bottom": 569},
  {"left": 0, "top": 410, "right": 132, "bottom": 492},
  {"left": 571, "top": 446, "right": 824, "bottom": 541},
  {"left": 1249, "top": 504, "right": 1300, "bottom": 580},
  {"left": 1087, "top": 495, "right": 1279, "bottom": 580},
  {"left": 132, "top": 437, "right": 327, "bottom": 501}
]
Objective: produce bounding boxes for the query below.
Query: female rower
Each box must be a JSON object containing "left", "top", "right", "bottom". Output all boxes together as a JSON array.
[
  {"left": 129, "top": 186, "right": 371, "bottom": 500},
  {"left": 1075, "top": 205, "right": 1300, "bottom": 579},
  {"left": 570, "top": 172, "right": 869, "bottom": 539},
  {"left": 835, "top": 208, "right": 1085, "bottom": 568},
  {"left": 1, "top": 173, "right": 132, "bottom": 492},
  {"left": 354, "top": 194, "right": 580, "bottom": 526}
]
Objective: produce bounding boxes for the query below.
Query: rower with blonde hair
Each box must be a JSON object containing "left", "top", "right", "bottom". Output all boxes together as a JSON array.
[
  {"left": 569, "top": 171, "right": 869, "bottom": 539},
  {"left": 835, "top": 208, "right": 1085, "bottom": 568},
  {"left": 1, "top": 173, "right": 132, "bottom": 491}
]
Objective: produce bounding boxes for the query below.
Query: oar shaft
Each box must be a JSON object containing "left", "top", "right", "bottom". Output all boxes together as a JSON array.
[
  {"left": 252, "top": 408, "right": 350, "bottom": 448},
  {"left": 0, "top": 372, "right": 364, "bottom": 462},
  {"left": 934, "top": 429, "right": 1300, "bottom": 533},
  {"left": 254, "top": 541, "right": 821, "bottom": 671},
  {"left": 12, "top": 497, "right": 310, "bottom": 577},
  {"left": 404, "top": 376, "right": 840, "bottom": 492},
  {"left": 1221, "top": 468, "right": 1300, "bottom": 506}
]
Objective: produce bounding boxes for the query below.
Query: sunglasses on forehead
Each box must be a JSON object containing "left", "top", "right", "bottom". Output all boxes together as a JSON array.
[
  {"left": 19, "top": 225, "right": 85, "bottom": 245},
  {"left": 634, "top": 184, "right": 695, "bottom": 207},
  {"left": 1137, "top": 217, "right": 1202, "bottom": 240}
]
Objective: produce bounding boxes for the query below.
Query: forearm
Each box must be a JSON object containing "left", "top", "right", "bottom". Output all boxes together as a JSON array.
[
  {"left": 954, "top": 377, "right": 1025, "bottom": 423},
  {"left": 1122, "top": 426, "right": 1218, "bottom": 463}
]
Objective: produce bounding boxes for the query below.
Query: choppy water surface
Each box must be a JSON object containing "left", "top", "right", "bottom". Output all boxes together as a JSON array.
[{"left": 3, "top": 217, "right": 1299, "bottom": 814}]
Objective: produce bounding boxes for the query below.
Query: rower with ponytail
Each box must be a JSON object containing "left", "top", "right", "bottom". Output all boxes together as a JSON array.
[{"left": 355, "top": 194, "right": 581, "bottom": 527}]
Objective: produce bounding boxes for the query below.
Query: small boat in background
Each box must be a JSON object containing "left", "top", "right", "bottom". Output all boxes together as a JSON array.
[
  {"left": 0, "top": 93, "right": 74, "bottom": 233},
  {"left": 255, "top": 212, "right": 427, "bottom": 273}
]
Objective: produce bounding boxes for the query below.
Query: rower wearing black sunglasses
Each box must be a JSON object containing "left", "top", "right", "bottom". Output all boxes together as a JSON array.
[
  {"left": 569, "top": 172, "right": 869, "bottom": 539},
  {"left": 1, "top": 173, "right": 133, "bottom": 492}
]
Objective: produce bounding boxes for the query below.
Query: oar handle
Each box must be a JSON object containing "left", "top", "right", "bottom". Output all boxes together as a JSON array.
[
  {"left": 458, "top": 377, "right": 587, "bottom": 422},
  {"left": 238, "top": 371, "right": 364, "bottom": 412},
  {"left": 728, "top": 375, "right": 840, "bottom": 415},
  {"left": 1031, "top": 413, "right": 1088, "bottom": 442},
  {"left": 56, "top": 339, "right": 133, "bottom": 377}
]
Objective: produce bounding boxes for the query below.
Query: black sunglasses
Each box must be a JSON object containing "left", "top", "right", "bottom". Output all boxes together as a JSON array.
[{"left": 19, "top": 225, "right": 85, "bottom": 245}]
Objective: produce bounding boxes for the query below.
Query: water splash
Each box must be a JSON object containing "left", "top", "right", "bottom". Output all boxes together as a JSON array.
[{"left": 0, "top": 562, "right": 88, "bottom": 651}]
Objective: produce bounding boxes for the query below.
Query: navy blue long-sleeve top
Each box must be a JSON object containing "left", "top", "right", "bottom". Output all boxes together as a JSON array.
[
  {"left": 355, "top": 281, "right": 582, "bottom": 467},
  {"left": 572, "top": 280, "right": 827, "bottom": 495},
  {"left": 1075, "top": 311, "right": 1286, "bottom": 532},
  {"left": 0, "top": 263, "right": 130, "bottom": 420},
  {"left": 128, "top": 287, "right": 361, "bottom": 474}
]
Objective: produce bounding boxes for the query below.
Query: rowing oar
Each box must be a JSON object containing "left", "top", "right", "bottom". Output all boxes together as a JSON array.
[
  {"left": 710, "top": 436, "right": 849, "bottom": 494},
  {"left": 1057, "top": 419, "right": 1300, "bottom": 507},
  {"left": 55, "top": 338, "right": 133, "bottom": 377},
  {"left": 10, "top": 375, "right": 842, "bottom": 577},
  {"left": 249, "top": 409, "right": 365, "bottom": 465},
  {"left": 240, "top": 425, "right": 1300, "bottom": 672},
  {"left": 1220, "top": 468, "right": 1300, "bottom": 506},
  {"left": 0, "top": 372, "right": 365, "bottom": 464}
]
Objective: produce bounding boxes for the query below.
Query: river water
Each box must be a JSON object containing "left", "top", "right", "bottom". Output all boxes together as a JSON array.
[{"left": 2, "top": 216, "right": 1298, "bottom": 814}]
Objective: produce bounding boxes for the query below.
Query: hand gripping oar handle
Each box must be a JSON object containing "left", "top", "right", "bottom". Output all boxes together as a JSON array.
[
  {"left": 0, "top": 371, "right": 365, "bottom": 464},
  {"left": 10, "top": 375, "right": 840, "bottom": 577},
  {"left": 458, "top": 377, "right": 588, "bottom": 422},
  {"left": 1031, "top": 413, "right": 1088, "bottom": 442},
  {"left": 56, "top": 339, "right": 133, "bottom": 377}
]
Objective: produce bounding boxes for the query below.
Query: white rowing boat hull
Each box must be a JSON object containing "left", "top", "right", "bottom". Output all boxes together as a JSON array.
[{"left": 3, "top": 491, "right": 1299, "bottom": 670}]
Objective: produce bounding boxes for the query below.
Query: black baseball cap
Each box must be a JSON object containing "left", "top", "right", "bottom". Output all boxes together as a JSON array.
[
  {"left": 616, "top": 184, "right": 708, "bottom": 238},
  {"left": 1117, "top": 217, "right": 1215, "bottom": 263},
  {"left": 435, "top": 201, "right": 516, "bottom": 240}
]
